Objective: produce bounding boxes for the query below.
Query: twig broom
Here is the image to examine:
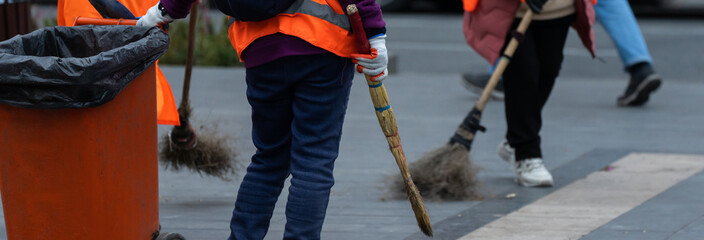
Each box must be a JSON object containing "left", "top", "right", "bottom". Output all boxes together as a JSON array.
[
  {"left": 159, "top": 2, "right": 236, "bottom": 179},
  {"left": 399, "top": 11, "right": 534, "bottom": 201},
  {"left": 346, "top": 4, "right": 433, "bottom": 237}
]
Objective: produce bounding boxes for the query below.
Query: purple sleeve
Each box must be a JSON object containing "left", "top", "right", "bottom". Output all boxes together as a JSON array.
[
  {"left": 340, "top": 0, "right": 386, "bottom": 30},
  {"left": 160, "top": 0, "right": 199, "bottom": 19}
]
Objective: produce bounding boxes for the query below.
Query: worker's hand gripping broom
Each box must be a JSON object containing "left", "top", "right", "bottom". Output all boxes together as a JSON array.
[
  {"left": 346, "top": 4, "right": 433, "bottom": 237},
  {"left": 401, "top": 11, "right": 534, "bottom": 200},
  {"left": 159, "top": 2, "right": 237, "bottom": 179}
]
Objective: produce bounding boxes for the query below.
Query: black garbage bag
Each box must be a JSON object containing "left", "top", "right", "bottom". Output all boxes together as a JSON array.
[{"left": 0, "top": 25, "right": 169, "bottom": 109}]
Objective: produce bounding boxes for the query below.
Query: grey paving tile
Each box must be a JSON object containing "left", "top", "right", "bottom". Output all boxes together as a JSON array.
[
  {"left": 581, "top": 229, "right": 672, "bottom": 240},
  {"left": 406, "top": 149, "right": 631, "bottom": 240},
  {"left": 581, "top": 170, "right": 704, "bottom": 239},
  {"left": 593, "top": 203, "right": 704, "bottom": 232},
  {"left": 161, "top": 228, "right": 230, "bottom": 240},
  {"left": 668, "top": 216, "right": 704, "bottom": 240}
]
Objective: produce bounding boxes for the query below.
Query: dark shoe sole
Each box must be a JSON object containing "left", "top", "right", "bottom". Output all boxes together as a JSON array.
[
  {"left": 460, "top": 77, "right": 504, "bottom": 100},
  {"left": 617, "top": 74, "right": 662, "bottom": 107}
]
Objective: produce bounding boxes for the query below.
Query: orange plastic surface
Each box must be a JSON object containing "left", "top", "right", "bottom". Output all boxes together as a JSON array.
[
  {"left": 463, "top": 0, "right": 479, "bottom": 12},
  {"left": 0, "top": 66, "right": 159, "bottom": 240},
  {"left": 73, "top": 16, "right": 137, "bottom": 26},
  {"left": 57, "top": 0, "right": 155, "bottom": 26}
]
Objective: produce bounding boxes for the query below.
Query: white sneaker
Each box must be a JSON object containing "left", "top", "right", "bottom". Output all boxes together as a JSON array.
[
  {"left": 514, "top": 158, "right": 554, "bottom": 187},
  {"left": 497, "top": 140, "right": 515, "bottom": 165}
]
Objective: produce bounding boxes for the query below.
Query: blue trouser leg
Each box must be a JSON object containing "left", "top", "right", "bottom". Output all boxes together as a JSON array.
[
  {"left": 487, "top": 59, "right": 499, "bottom": 75},
  {"left": 229, "top": 53, "right": 354, "bottom": 240},
  {"left": 229, "top": 56, "right": 296, "bottom": 240},
  {"left": 595, "top": 0, "right": 653, "bottom": 68},
  {"left": 283, "top": 54, "right": 353, "bottom": 240}
]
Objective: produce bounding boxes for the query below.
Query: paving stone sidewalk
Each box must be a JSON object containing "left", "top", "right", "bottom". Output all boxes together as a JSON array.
[{"left": 1, "top": 15, "right": 703, "bottom": 240}]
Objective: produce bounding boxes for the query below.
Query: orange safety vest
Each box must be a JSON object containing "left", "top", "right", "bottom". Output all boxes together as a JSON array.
[
  {"left": 227, "top": 0, "right": 357, "bottom": 60},
  {"left": 57, "top": 0, "right": 180, "bottom": 126},
  {"left": 463, "top": 0, "right": 480, "bottom": 12}
]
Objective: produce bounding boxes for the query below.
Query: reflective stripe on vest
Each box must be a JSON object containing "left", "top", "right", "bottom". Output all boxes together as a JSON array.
[
  {"left": 280, "top": 0, "right": 350, "bottom": 31},
  {"left": 228, "top": 0, "right": 350, "bottom": 31},
  {"left": 228, "top": 0, "right": 357, "bottom": 60}
]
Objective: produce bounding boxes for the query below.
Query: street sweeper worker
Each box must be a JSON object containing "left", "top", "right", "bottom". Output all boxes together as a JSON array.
[
  {"left": 57, "top": 0, "right": 181, "bottom": 126},
  {"left": 463, "top": 0, "right": 596, "bottom": 187},
  {"left": 140, "top": 0, "right": 387, "bottom": 239},
  {"left": 462, "top": 0, "right": 661, "bottom": 106}
]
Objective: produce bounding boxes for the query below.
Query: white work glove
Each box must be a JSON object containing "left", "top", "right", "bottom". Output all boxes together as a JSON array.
[
  {"left": 351, "top": 34, "right": 388, "bottom": 82},
  {"left": 137, "top": 2, "right": 174, "bottom": 27}
]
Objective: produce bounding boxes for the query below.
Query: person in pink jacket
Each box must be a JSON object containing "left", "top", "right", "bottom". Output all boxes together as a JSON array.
[{"left": 463, "top": 0, "right": 596, "bottom": 187}]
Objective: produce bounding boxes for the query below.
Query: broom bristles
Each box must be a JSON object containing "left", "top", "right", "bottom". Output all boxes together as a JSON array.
[
  {"left": 159, "top": 124, "right": 237, "bottom": 180},
  {"left": 406, "top": 181, "right": 433, "bottom": 236},
  {"left": 392, "top": 143, "right": 483, "bottom": 201}
]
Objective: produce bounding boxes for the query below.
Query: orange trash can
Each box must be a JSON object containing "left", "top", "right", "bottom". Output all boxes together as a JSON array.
[
  {"left": 0, "top": 66, "right": 159, "bottom": 239},
  {"left": 0, "top": 25, "right": 180, "bottom": 240}
]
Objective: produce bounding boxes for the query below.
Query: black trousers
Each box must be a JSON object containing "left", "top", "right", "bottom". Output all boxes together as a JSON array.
[{"left": 503, "top": 14, "right": 575, "bottom": 161}]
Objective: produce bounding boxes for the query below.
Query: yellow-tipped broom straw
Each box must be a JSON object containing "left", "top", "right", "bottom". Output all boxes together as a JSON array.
[
  {"left": 159, "top": 2, "right": 237, "bottom": 179},
  {"left": 401, "top": 11, "right": 534, "bottom": 201},
  {"left": 346, "top": 4, "right": 433, "bottom": 237}
]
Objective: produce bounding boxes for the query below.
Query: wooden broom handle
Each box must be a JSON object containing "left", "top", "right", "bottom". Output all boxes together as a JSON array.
[
  {"left": 180, "top": 2, "right": 198, "bottom": 110},
  {"left": 347, "top": 5, "right": 432, "bottom": 236},
  {"left": 346, "top": 4, "right": 409, "bottom": 179},
  {"left": 475, "top": 10, "right": 533, "bottom": 111}
]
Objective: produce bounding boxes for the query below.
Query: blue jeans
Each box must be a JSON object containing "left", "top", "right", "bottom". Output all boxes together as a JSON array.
[
  {"left": 487, "top": 0, "right": 653, "bottom": 74},
  {"left": 595, "top": 0, "right": 653, "bottom": 68},
  {"left": 229, "top": 53, "right": 354, "bottom": 240}
]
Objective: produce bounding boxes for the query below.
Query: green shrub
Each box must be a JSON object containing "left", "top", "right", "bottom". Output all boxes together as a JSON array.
[
  {"left": 160, "top": 16, "right": 241, "bottom": 67},
  {"left": 43, "top": 17, "right": 58, "bottom": 27}
]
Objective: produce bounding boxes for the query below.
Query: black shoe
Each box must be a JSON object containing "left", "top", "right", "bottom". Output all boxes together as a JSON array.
[
  {"left": 461, "top": 73, "right": 504, "bottom": 100},
  {"left": 617, "top": 73, "right": 662, "bottom": 107}
]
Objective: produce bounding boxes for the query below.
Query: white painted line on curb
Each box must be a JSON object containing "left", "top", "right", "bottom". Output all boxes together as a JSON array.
[{"left": 458, "top": 153, "right": 704, "bottom": 240}]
